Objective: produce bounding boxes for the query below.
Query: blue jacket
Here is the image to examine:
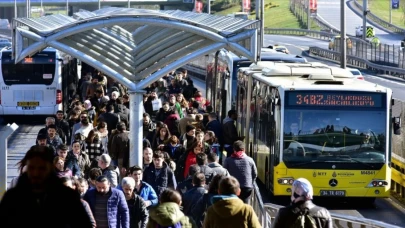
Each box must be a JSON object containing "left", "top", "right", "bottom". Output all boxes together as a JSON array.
[
  {"left": 117, "top": 181, "right": 158, "bottom": 206},
  {"left": 84, "top": 187, "right": 130, "bottom": 228}
]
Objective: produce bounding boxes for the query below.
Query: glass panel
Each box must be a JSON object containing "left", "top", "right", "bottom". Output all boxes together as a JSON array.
[
  {"left": 283, "top": 107, "right": 387, "bottom": 169},
  {"left": 1, "top": 51, "right": 56, "bottom": 85}
]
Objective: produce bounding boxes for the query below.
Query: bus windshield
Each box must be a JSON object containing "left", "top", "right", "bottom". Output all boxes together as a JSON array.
[
  {"left": 1, "top": 52, "right": 56, "bottom": 85},
  {"left": 283, "top": 91, "right": 387, "bottom": 170}
]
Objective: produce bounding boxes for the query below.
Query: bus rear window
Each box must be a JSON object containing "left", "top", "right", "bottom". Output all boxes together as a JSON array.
[{"left": 1, "top": 53, "right": 56, "bottom": 85}]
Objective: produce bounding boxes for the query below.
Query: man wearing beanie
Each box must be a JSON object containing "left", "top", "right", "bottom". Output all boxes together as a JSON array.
[
  {"left": 272, "top": 178, "right": 332, "bottom": 228},
  {"left": 181, "top": 124, "right": 196, "bottom": 150}
]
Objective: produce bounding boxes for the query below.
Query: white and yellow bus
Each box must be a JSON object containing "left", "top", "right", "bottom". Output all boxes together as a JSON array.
[{"left": 237, "top": 62, "right": 399, "bottom": 202}]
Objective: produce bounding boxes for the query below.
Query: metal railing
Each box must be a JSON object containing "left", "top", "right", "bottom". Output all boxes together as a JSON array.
[
  {"left": 264, "top": 203, "right": 402, "bottom": 228},
  {"left": 250, "top": 182, "right": 271, "bottom": 228},
  {"left": 308, "top": 46, "right": 405, "bottom": 76},
  {"left": 352, "top": 0, "right": 405, "bottom": 34}
]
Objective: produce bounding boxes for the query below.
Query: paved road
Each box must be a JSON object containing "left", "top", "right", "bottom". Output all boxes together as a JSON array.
[
  {"left": 265, "top": 34, "right": 405, "bottom": 226},
  {"left": 317, "top": 0, "right": 403, "bottom": 45}
]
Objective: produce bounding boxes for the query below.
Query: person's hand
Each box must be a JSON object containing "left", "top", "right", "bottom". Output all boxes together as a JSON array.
[{"left": 145, "top": 200, "right": 152, "bottom": 207}]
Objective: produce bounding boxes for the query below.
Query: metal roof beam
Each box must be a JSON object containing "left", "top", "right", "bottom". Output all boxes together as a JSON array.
[
  {"left": 69, "top": 32, "right": 134, "bottom": 61},
  {"left": 105, "top": 25, "right": 136, "bottom": 44},
  {"left": 134, "top": 32, "right": 195, "bottom": 66},
  {"left": 135, "top": 42, "right": 226, "bottom": 89},
  {"left": 38, "top": 17, "right": 227, "bottom": 45},
  {"left": 132, "top": 27, "right": 179, "bottom": 55},
  {"left": 136, "top": 39, "right": 214, "bottom": 80},
  {"left": 96, "top": 28, "right": 135, "bottom": 51},
  {"left": 66, "top": 34, "right": 134, "bottom": 72},
  {"left": 49, "top": 40, "right": 136, "bottom": 91},
  {"left": 135, "top": 35, "right": 206, "bottom": 74},
  {"left": 59, "top": 39, "right": 134, "bottom": 80}
]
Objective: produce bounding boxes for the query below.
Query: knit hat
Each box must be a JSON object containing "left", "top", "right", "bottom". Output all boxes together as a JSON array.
[
  {"left": 186, "top": 124, "right": 196, "bottom": 133},
  {"left": 291, "top": 178, "right": 313, "bottom": 203}
]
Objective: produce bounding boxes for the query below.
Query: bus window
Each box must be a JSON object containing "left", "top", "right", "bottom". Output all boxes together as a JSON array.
[{"left": 1, "top": 52, "right": 56, "bottom": 86}]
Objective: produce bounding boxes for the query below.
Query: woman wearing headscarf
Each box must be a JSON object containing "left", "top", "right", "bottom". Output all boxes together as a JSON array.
[{"left": 272, "top": 178, "right": 333, "bottom": 228}]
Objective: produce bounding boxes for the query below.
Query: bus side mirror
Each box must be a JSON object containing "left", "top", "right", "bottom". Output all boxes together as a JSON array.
[{"left": 393, "top": 117, "right": 401, "bottom": 135}]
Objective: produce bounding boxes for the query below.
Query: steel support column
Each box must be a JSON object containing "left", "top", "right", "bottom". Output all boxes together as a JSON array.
[
  {"left": 129, "top": 91, "right": 144, "bottom": 167},
  {"left": 0, "top": 123, "right": 18, "bottom": 199}
]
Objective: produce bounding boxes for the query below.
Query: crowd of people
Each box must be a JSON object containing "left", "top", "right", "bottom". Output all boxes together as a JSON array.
[{"left": 0, "top": 68, "right": 332, "bottom": 228}]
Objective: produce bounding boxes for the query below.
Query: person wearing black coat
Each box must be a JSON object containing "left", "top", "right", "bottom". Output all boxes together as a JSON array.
[
  {"left": 121, "top": 177, "right": 149, "bottom": 228},
  {"left": 98, "top": 104, "right": 121, "bottom": 137},
  {"left": 0, "top": 146, "right": 92, "bottom": 228},
  {"left": 205, "top": 112, "right": 223, "bottom": 145},
  {"left": 143, "top": 151, "right": 177, "bottom": 197},
  {"left": 272, "top": 178, "right": 333, "bottom": 228}
]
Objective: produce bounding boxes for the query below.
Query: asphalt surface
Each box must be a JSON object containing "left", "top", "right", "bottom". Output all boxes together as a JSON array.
[
  {"left": 264, "top": 34, "right": 405, "bottom": 226},
  {"left": 316, "top": 0, "right": 403, "bottom": 45}
]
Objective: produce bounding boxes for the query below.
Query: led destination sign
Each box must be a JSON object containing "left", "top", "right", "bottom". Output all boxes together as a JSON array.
[{"left": 287, "top": 91, "right": 384, "bottom": 108}]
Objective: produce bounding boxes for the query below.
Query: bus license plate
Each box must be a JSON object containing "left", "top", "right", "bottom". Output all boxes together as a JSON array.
[
  {"left": 17, "top": 102, "right": 39, "bottom": 107},
  {"left": 320, "top": 190, "right": 346, "bottom": 197}
]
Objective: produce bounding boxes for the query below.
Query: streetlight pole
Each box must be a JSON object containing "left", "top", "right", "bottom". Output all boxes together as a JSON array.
[
  {"left": 307, "top": 0, "right": 310, "bottom": 30},
  {"left": 389, "top": 0, "right": 392, "bottom": 23},
  {"left": 98, "top": 0, "right": 101, "bottom": 9},
  {"left": 260, "top": 0, "right": 264, "bottom": 47},
  {"left": 14, "top": 0, "right": 17, "bottom": 18},
  {"left": 207, "top": 0, "right": 211, "bottom": 14},
  {"left": 26, "top": 0, "right": 31, "bottom": 18},
  {"left": 362, "top": 0, "right": 367, "bottom": 40},
  {"left": 340, "top": 0, "right": 346, "bottom": 69},
  {"left": 128, "top": 0, "right": 130, "bottom": 8},
  {"left": 255, "top": 0, "right": 261, "bottom": 60},
  {"left": 66, "top": 0, "right": 69, "bottom": 15}
]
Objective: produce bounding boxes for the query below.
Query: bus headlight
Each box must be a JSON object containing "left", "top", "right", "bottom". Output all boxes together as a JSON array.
[
  {"left": 367, "top": 179, "right": 388, "bottom": 188},
  {"left": 278, "top": 177, "right": 294, "bottom": 185}
]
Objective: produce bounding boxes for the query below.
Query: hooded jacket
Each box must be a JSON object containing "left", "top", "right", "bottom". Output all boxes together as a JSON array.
[
  {"left": 147, "top": 202, "right": 197, "bottom": 228},
  {"left": 203, "top": 195, "right": 261, "bottom": 228}
]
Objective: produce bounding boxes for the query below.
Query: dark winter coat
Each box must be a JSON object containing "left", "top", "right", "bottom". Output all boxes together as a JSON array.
[
  {"left": 182, "top": 186, "right": 206, "bottom": 217},
  {"left": 0, "top": 173, "right": 93, "bottom": 228},
  {"left": 143, "top": 163, "right": 177, "bottom": 197},
  {"left": 127, "top": 194, "right": 148, "bottom": 228},
  {"left": 272, "top": 200, "right": 333, "bottom": 228}
]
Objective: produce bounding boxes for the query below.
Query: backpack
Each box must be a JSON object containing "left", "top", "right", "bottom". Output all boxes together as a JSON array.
[
  {"left": 292, "top": 209, "right": 318, "bottom": 228},
  {"left": 156, "top": 222, "right": 182, "bottom": 228}
]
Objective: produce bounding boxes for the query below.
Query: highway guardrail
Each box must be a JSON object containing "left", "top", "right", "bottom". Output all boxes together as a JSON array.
[
  {"left": 308, "top": 46, "right": 405, "bottom": 77},
  {"left": 265, "top": 28, "right": 405, "bottom": 71},
  {"left": 353, "top": 0, "right": 405, "bottom": 35}
]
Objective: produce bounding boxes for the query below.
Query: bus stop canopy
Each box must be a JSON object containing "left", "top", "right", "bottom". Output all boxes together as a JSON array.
[
  {"left": 11, "top": 7, "right": 259, "bottom": 167},
  {"left": 12, "top": 8, "right": 259, "bottom": 91}
]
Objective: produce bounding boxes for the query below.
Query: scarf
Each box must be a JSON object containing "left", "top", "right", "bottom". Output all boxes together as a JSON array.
[{"left": 231, "top": 151, "right": 245, "bottom": 158}]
